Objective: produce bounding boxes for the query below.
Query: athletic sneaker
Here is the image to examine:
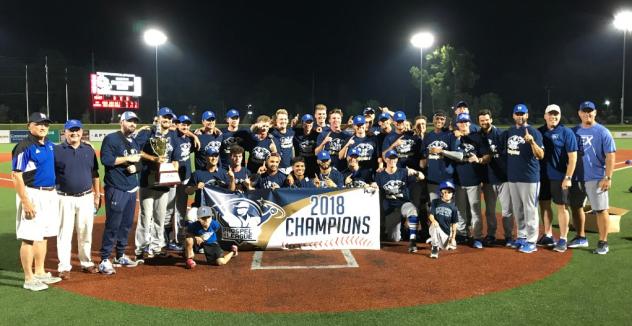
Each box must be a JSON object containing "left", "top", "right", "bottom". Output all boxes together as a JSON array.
[
  {"left": 185, "top": 258, "right": 197, "bottom": 269},
  {"left": 135, "top": 254, "right": 145, "bottom": 265},
  {"left": 593, "top": 241, "right": 609, "bottom": 255},
  {"left": 23, "top": 279, "right": 48, "bottom": 291},
  {"left": 472, "top": 239, "right": 483, "bottom": 249},
  {"left": 99, "top": 259, "right": 116, "bottom": 275},
  {"left": 430, "top": 246, "right": 439, "bottom": 259},
  {"left": 33, "top": 272, "right": 62, "bottom": 284},
  {"left": 455, "top": 235, "right": 469, "bottom": 245},
  {"left": 505, "top": 239, "right": 515, "bottom": 248},
  {"left": 231, "top": 244, "right": 239, "bottom": 257},
  {"left": 519, "top": 242, "right": 538, "bottom": 254},
  {"left": 482, "top": 236, "right": 496, "bottom": 247},
  {"left": 536, "top": 235, "right": 556, "bottom": 247},
  {"left": 511, "top": 238, "right": 527, "bottom": 249},
  {"left": 113, "top": 255, "right": 138, "bottom": 268},
  {"left": 553, "top": 239, "right": 568, "bottom": 253},
  {"left": 167, "top": 243, "right": 184, "bottom": 252},
  {"left": 143, "top": 248, "right": 155, "bottom": 259},
  {"left": 408, "top": 240, "right": 417, "bottom": 253},
  {"left": 568, "top": 237, "right": 589, "bottom": 248}
]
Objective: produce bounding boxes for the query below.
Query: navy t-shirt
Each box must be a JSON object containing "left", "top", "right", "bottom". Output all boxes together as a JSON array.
[
  {"left": 246, "top": 135, "right": 276, "bottom": 172},
  {"left": 195, "top": 132, "right": 223, "bottom": 171},
  {"left": 454, "top": 132, "right": 489, "bottom": 187},
  {"left": 293, "top": 127, "right": 318, "bottom": 158},
  {"left": 480, "top": 126, "right": 508, "bottom": 184},
  {"left": 375, "top": 168, "right": 409, "bottom": 204},
  {"left": 253, "top": 172, "right": 288, "bottom": 189},
  {"left": 540, "top": 124, "right": 578, "bottom": 181},
  {"left": 317, "top": 129, "right": 350, "bottom": 171},
  {"left": 173, "top": 131, "right": 193, "bottom": 182},
  {"left": 430, "top": 198, "right": 458, "bottom": 235},
  {"left": 187, "top": 220, "right": 220, "bottom": 245},
  {"left": 348, "top": 135, "right": 378, "bottom": 171},
  {"left": 342, "top": 168, "right": 373, "bottom": 188},
  {"left": 503, "top": 125, "right": 544, "bottom": 183},
  {"left": 382, "top": 131, "right": 419, "bottom": 169},
  {"left": 271, "top": 128, "right": 295, "bottom": 169},
  {"left": 287, "top": 176, "right": 316, "bottom": 188},
  {"left": 12, "top": 134, "right": 56, "bottom": 187},
  {"left": 187, "top": 168, "right": 231, "bottom": 207},
  {"left": 231, "top": 166, "right": 251, "bottom": 192},
  {"left": 219, "top": 127, "right": 250, "bottom": 167},
  {"left": 422, "top": 130, "right": 458, "bottom": 184},
  {"left": 316, "top": 168, "right": 345, "bottom": 188}
]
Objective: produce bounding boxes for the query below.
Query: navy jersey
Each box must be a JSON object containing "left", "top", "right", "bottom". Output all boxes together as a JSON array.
[
  {"left": 422, "top": 130, "right": 458, "bottom": 184},
  {"left": 139, "top": 129, "right": 180, "bottom": 189},
  {"left": 382, "top": 131, "right": 419, "bottom": 169},
  {"left": 375, "top": 168, "right": 409, "bottom": 203},
  {"left": 316, "top": 168, "right": 345, "bottom": 188},
  {"left": 348, "top": 135, "right": 378, "bottom": 171},
  {"left": 342, "top": 168, "right": 373, "bottom": 188},
  {"left": 100, "top": 131, "right": 141, "bottom": 191},
  {"left": 173, "top": 131, "right": 193, "bottom": 182},
  {"left": 246, "top": 135, "right": 276, "bottom": 172},
  {"left": 540, "top": 124, "right": 578, "bottom": 181},
  {"left": 454, "top": 132, "right": 489, "bottom": 187},
  {"left": 195, "top": 132, "right": 223, "bottom": 171},
  {"left": 376, "top": 129, "right": 391, "bottom": 159},
  {"left": 430, "top": 198, "right": 458, "bottom": 235},
  {"left": 271, "top": 128, "right": 295, "bottom": 169},
  {"left": 503, "top": 125, "right": 543, "bottom": 183},
  {"left": 187, "top": 168, "right": 231, "bottom": 207},
  {"left": 253, "top": 172, "right": 287, "bottom": 189},
  {"left": 293, "top": 127, "right": 318, "bottom": 158},
  {"left": 287, "top": 176, "right": 316, "bottom": 188},
  {"left": 187, "top": 220, "right": 220, "bottom": 245},
  {"left": 231, "top": 166, "right": 251, "bottom": 192},
  {"left": 219, "top": 127, "right": 250, "bottom": 167},
  {"left": 317, "top": 130, "right": 350, "bottom": 171},
  {"left": 12, "top": 134, "right": 56, "bottom": 187},
  {"left": 480, "top": 126, "right": 508, "bottom": 184}
]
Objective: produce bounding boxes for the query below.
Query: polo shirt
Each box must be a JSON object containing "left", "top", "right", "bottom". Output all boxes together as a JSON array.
[
  {"left": 54, "top": 142, "right": 99, "bottom": 193},
  {"left": 12, "top": 134, "right": 56, "bottom": 187},
  {"left": 541, "top": 124, "right": 578, "bottom": 181}
]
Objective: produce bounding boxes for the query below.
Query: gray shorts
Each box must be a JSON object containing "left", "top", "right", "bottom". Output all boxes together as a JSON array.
[
  {"left": 549, "top": 180, "right": 569, "bottom": 206},
  {"left": 569, "top": 180, "right": 609, "bottom": 211}
]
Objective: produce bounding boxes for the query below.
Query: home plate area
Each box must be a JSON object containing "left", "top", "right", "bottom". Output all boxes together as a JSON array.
[{"left": 251, "top": 249, "right": 359, "bottom": 269}]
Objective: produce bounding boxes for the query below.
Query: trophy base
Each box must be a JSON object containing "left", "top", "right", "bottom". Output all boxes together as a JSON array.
[{"left": 153, "top": 162, "right": 181, "bottom": 187}]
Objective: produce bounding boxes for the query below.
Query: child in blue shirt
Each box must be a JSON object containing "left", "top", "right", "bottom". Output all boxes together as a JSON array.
[{"left": 184, "top": 206, "right": 238, "bottom": 269}]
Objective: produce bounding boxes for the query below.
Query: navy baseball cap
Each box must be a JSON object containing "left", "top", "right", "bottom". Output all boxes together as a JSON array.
[
  {"left": 302, "top": 114, "right": 314, "bottom": 123},
  {"left": 363, "top": 107, "right": 375, "bottom": 115},
  {"left": 178, "top": 115, "right": 192, "bottom": 124},
  {"left": 393, "top": 111, "right": 407, "bottom": 122},
  {"left": 454, "top": 100, "right": 468, "bottom": 108},
  {"left": 439, "top": 180, "right": 456, "bottom": 192},
  {"left": 456, "top": 113, "right": 471, "bottom": 123},
  {"left": 353, "top": 115, "right": 366, "bottom": 126},
  {"left": 378, "top": 112, "right": 391, "bottom": 121},
  {"left": 385, "top": 149, "right": 398, "bottom": 159},
  {"left": 202, "top": 111, "right": 216, "bottom": 121},
  {"left": 205, "top": 147, "right": 220, "bottom": 156},
  {"left": 226, "top": 109, "right": 240, "bottom": 118},
  {"left": 347, "top": 147, "right": 360, "bottom": 157},
  {"left": 513, "top": 104, "right": 528, "bottom": 114},
  {"left": 120, "top": 111, "right": 139, "bottom": 122},
  {"left": 29, "top": 112, "right": 52, "bottom": 123},
  {"left": 579, "top": 101, "right": 596, "bottom": 111},
  {"left": 197, "top": 206, "right": 213, "bottom": 219},
  {"left": 158, "top": 107, "right": 175, "bottom": 118},
  {"left": 317, "top": 151, "right": 331, "bottom": 161},
  {"left": 64, "top": 119, "right": 82, "bottom": 130}
]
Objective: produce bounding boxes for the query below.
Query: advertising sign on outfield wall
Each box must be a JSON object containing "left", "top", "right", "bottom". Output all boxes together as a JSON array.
[{"left": 89, "top": 129, "right": 117, "bottom": 141}]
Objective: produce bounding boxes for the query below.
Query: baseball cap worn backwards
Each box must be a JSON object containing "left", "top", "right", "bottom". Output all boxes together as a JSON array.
[
  {"left": 29, "top": 112, "right": 52, "bottom": 124},
  {"left": 579, "top": 101, "right": 596, "bottom": 111},
  {"left": 64, "top": 119, "right": 82, "bottom": 130},
  {"left": 513, "top": 104, "right": 528, "bottom": 114},
  {"left": 120, "top": 111, "right": 139, "bottom": 122}
]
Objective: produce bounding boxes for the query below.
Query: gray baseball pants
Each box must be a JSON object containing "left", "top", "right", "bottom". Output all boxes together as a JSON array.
[
  {"left": 455, "top": 185, "right": 482, "bottom": 239},
  {"left": 481, "top": 182, "right": 514, "bottom": 240},
  {"left": 507, "top": 182, "right": 540, "bottom": 243}
]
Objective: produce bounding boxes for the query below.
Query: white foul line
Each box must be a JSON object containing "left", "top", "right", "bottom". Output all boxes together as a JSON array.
[{"left": 251, "top": 249, "right": 359, "bottom": 270}]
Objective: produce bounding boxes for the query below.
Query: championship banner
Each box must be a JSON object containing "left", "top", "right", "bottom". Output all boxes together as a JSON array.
[{"left": 202, "top": 187, "right": 380, "bottom": 250}]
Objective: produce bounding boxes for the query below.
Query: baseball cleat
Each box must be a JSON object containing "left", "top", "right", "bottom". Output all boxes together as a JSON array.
[{"left": 472, "top": 239, "right": 483, "bottom": 249}]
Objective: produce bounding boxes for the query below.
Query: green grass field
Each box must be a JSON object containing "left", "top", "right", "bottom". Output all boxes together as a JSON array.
[{"left": 1, "top": 140, "right": 632, "bottom": 325}]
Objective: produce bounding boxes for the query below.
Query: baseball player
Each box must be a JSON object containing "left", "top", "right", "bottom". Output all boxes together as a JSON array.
[
  {"left": 184, "top": 206, "right": 238, "bottom": 269},
  {"left": 270, "top": 108, "right": 295, "bottom": 174},
  {"left": 427, "top": 181, "right": 459, "bottom": 259},
  {"left": 252, "top": 153, "right": 287, "bottom": 189},
  {"left": 315, "top": 108, "right": 351, "bottom": 172},
  {"left": 194, "top": 110, "right": 223, "bottom": 171},
  {"left": 246, "top": 115, "right": 278, "bottom": 174},
  {"left": 292, "top": 114, "right": 319, "bottom": 177}
]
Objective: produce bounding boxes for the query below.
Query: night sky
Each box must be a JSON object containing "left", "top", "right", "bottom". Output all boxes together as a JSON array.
[{"left": 1, "top": 0, "right": 631, "bottom": 121}]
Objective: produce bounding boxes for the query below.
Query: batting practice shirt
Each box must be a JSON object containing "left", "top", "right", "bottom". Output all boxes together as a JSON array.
[
  {"left": 12, "top": 134, "right": 56, "bottom": 187},
  {"left": 503, "top": 125, "right": 543, "bottom": 183},
  {"left": 572, "top": 123, "right": 616, "bottom": 182}
]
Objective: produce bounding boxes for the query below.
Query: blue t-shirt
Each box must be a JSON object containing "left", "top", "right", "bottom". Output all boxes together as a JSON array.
[
  {"left": 187, "top": 219, "right": 221, "bottom": 245},
  {"left": 348, "top": 135, "right": 378, "bottom": 171},
  {"left": 287, "top": 176, "right": 316, "bottom": 188},
  {"left": 246, "top": 135, "right": 276, "bottom": 171},
  {"left": 54, "top": 142, "right": 99, "bottom": 194},
  {"left": 375, "top": 168, "right": 409, "bottom": 204},
  {"left": 293, "top": 127, "right": 318, "bottom": 158},
  {"left": 173, "top": 131, "right": 193, "bottom": 182},
  {"left": 430, "top": 198, "right": 458, "bottom": 235},
  {"left": 572, "top": 123, "right": 616, "bottom": 182},
  {"left": 422, "top": 130, "right": 458, "bottom": 184},
  {"left": 187, "top": 168, "right": 231, "bottom": 207},
  {"left": 503, "top": 125, "right": 543, "bottom": 183},
  {"left": 12, "top": 134, "right": 56, "bottom": 187},
  {"left": 317, "top": 129, "right": 350, "bottom": 171},
  {"left": 195, "top": 132, "right": 223, "bottom": 171},
  {"left": 480, "top": 126, "right": 508, "bottom": 184},
  {"left": 382, "top": 131, "right": 419, "bottom": 169},
  {"left": 271, "top": 128, "right": 295, "bottom": 169},
  {"left": 231, "top": 166, "right": 251, "bottom": 192},
  {"left": 219, "top": 127, "right": 250, "bottom": 167},
  {"left": 316, "top": 168, "right": 345, "bottom": 188},
  {"left": 454, "top": 132, "right": 489, "bottom": 187},
  {"left": 540, "top": 124, "right": 578, "bottom": 181},
  {"left": 342, "top": 168, "right": 373, "bottom": 188},
  {"left": 253, "top": 172, "right": 287, "bottom": 189},
  {"left": 100, "top": 131, "right": 141, "bottom": 191}
]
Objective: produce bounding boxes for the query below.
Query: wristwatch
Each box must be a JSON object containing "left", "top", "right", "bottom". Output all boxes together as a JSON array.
[
  {"left": 564, "top": 176, "right": 572, "bottom": 180},
  {"left": 604, "top": 176, "right": 612, "bottom": 180}
]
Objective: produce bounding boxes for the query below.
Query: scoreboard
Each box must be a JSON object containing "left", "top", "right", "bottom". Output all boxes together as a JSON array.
[{"left": 90, "top": 72, "right": 141, "bottom": 109}]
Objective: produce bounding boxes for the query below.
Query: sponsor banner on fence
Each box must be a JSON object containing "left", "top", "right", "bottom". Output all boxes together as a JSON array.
[
  {"left": 0, "top": 130, "right": 9, "bottom": 144},
  {"left": 613, "top": 131, "right": 632, "bottom": 138},
  {"left": 89, "top": 129, "right": 117, "bottom": 141},
  {"left": 10, "top": 130, "right": 59, "bottom": 143},
  {"left": 202, "top": 187, "right": 380, "bottom": 250},
  {"left": 59, "top": 129, "right": 90, "bottom": 143}
]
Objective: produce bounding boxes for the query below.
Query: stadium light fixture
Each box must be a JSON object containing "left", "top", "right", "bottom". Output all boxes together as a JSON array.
[
  {"left": 144, "top": 28, "right": 168, "bottom": 116},
  {"left": 410, "top": 32, "right": 434, "bottom": 116},
  {"left": 614, "top": 11, "right": 632, "bottom": 124}
]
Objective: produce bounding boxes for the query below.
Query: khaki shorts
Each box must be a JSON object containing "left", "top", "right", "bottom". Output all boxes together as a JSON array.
[{"left": 16, "top": 187, "right": 60, "bottom": 241}]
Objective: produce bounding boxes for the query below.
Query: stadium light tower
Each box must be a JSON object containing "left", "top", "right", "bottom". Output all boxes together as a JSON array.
[
  {"left": 614, "top": 11, "right": 632, "bottom": 124},
  {"left": 410, "top": 31, "right": 434, "bottom": 116},
  {"left": 144, "top": 28, "right": 167, "bottom": 116}
]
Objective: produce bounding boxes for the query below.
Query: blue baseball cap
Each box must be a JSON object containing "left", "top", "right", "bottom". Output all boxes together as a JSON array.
[
  {"left": 64, "top": 119, "right": 82, "bottom": 130},
  {"left": 439, "top": 180, "right": 456, "bottom": 192},
  {"left": 120, "top": 111, "right": 139, "bottom": 122},
  {"left": 393, "top": 111, "right": 407, "bottom": 122},
  {"left": 456, "top": 113, "right": 471, "bottom": 123},
  {"left": 363, "top": 107, "right": 375, "bottom": 114},
  {"left": 302, "top": 114, "right": 314, "bottom": 123},
  {"left": 205, "top": 147, "right": 220, "bottom": 156},
  {"left": 226, "top": 109, "right": 240, "bottom": 118},
  {"left": 579, "top": 101, "right": 596, "bottom": 111},
  {"left": 178, "top": 115, "right": 192, "bottom": 124},
  {"left": 385, "top": 149, "right": 398, "bottom": 158},
  {"left": 202, "top": 111, "right": 216, "bottom": 121},
  {"left": 158, "top": 107, "right": 175, "bottom": 118},
  {"left": 347, "top": 147, "right": 360, "bottom": 157},
  {"left": 513, "top": 104, "right": 528, "bottom": 114},
  {"left": 378, "top": 112, "right": 391, "bottom": 121},
  {"left": 353, "top": 115, "right": 366, "bottom": 126},
  {"left": 317, "top": 151, "right": 331, "bottom": 161}
]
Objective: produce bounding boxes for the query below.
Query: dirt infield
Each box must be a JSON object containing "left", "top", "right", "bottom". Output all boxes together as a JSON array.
[{"left": 45, "top": 215, "right": 572, "bottom": 313}]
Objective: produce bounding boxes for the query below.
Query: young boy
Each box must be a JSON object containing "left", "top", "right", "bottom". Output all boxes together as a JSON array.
[
  {"left": 184, "top": 206, "right": 238, "bottom": 269},
  {"left": 427, "top": 181, "right": 458, "bottom": 259}
]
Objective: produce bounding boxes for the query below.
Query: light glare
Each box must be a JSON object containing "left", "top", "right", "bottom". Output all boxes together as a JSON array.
[
  {"left": 614, "top": 11, "right": 632, "bottom": 31},
  {"left": 410, "top": 32, "right": 434, "bottom": 49},
  {"left": 144, "top": 29, "right": 167, "bottom": 46}
]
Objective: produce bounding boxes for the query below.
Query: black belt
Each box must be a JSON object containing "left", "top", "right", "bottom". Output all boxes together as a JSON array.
[
  {"left": 28, "top": 186, "right": 55, "bottom": 191},
  {"left": 57, "top": 189, "right": 93, "bottom": 197}
]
